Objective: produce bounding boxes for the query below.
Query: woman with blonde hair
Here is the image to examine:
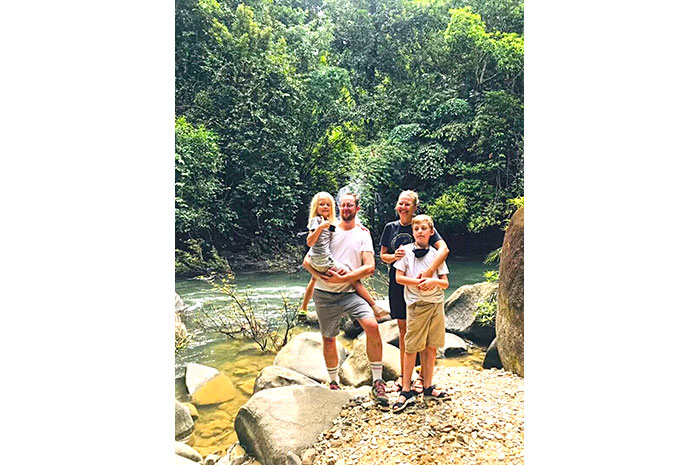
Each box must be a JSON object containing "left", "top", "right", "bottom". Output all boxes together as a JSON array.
[{"left": 379, "top": 190, "right": 449, "bottom": 393}]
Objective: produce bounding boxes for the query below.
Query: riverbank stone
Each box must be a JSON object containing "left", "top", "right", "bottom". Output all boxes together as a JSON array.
[
  {"left": 444, "top": 281, "right": 498, "bottom": 345},
  {"left": 176, "top": 455, "right": 201, "bottom": 465},
  {"left": 253, "top": 365, "right": 321, "bottom": 393},
  {"left": 176, "top": 292, "right": 188, "bottom": 313},
  {"left": 355, "top": 319, "right": 400, "bottom": 348},
  {"left": 176, "top": 400, "right": 195, "bottom": 441},
  {"left": 186, "top": 363, "right": 220, "bottom": 394},
  {"left": 438, "top": 333, "right": 470, "bottom": 358},
  {"left": 273, "top": 332, "right": 347, "bottom": 383},
  {"left": 483, "top": 338, "right": 503, "bottom": 369},
  {"left": 234, "top": 385, "right": 355, "bottom": 465},
  {"left": 496, "top": 206, "right": 524, "bottom": 376},
  {"left": 339, "top": 334, "right": 401, "bottom": 387},
  {"left": 191, "top": 373, "right": 237, "bottom": 405},
  {"left": 176, "top": 441, "right": 203, "bottom": 463}
]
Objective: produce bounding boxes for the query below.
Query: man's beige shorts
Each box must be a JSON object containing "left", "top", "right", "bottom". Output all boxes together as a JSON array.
[{"left": 405, "top": 301, "right": 445, "bottom": 353}]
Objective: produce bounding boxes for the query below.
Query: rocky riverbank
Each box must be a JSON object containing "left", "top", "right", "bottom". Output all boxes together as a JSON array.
[{"left": 306, "top": 366, "right": 524, "bottom": 465}]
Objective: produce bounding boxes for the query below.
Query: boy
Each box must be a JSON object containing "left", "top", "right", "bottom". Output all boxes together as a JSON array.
[{"left": 391, "top": 214, "right": 452, "bottom": 412}]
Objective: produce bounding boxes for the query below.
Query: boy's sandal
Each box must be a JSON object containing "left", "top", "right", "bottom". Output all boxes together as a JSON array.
[
  {"left": 392, "top": 390, "right": 417, "bottom": 413},
  {"left": 411, "top": 375, "right": 424, "bottom": 394},
  {"left": 424, "top": 385, "right": 451, "bottom": 401}
]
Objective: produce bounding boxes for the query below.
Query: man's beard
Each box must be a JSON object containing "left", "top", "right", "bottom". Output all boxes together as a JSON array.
[{"left": 341, "top": 211, "right": 355, "bottom": 221}]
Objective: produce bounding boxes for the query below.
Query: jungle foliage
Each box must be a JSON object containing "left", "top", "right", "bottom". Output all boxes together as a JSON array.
[{"left": 176, "top": 0, "right": 524, "bottom": 272}]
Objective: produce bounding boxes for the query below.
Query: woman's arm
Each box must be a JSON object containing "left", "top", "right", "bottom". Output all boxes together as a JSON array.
[
  {"left": 395, "top": 269, "right": 426, "bottom": 287},
  {"left": 419, "top": 239, "right": 449, "bottom": 279},
  {"left": 418, "top": 274, "right": 449, "bottom": 291},
  {"left": 380, "top": 245, "right": 406, "bottom": 264}
]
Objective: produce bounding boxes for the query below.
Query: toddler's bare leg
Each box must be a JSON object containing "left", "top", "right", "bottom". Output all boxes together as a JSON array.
[
  {"left": 301, "top": 276, "right": 316, "bottom": 311},
  {"left": 351, "top": 280, "right": 376, "bottom": 307}
]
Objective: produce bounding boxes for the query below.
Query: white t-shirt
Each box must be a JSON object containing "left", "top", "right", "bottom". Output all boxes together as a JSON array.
[
  {"left": 393, "top": 245, "right": 449, "bottom": 306},
  {"left": 314, "top": 224, "right": 374, "bottom": 293}
]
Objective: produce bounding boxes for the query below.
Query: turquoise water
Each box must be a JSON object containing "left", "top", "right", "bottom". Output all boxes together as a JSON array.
[{"left": 175, "top": 257, "right": 494, "bottom": 376}]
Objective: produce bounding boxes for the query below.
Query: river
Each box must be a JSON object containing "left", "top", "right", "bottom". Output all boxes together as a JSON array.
[{"left": 175, "top": 257, "right": 495, "bottom": 458}]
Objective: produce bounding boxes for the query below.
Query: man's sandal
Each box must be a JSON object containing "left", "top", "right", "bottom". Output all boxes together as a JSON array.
[
  {"left": 392, "top": 390, "right": 417, "bottom": 413},
  {"left": 411, "top": 376, "right": 424, "bottom": 394},
  {"left": 424, "top": 385, "right": 451, "bottom": 402}
]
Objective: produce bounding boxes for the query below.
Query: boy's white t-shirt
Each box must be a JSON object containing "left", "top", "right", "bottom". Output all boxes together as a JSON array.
[
  {"left": 393, "top": 245, "right": 449, "bottom": 306},
  {"left": 314, "top": 224, "right": 374, "bottom": 293}
]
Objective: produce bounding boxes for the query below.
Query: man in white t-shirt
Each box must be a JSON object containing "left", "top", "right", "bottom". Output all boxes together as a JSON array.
[{"left": 303, "top": 193, "right": 388, "bottom": 408}]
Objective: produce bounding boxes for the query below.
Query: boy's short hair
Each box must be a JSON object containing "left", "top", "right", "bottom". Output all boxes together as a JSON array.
[{"left": 412, "top": 214, "right": 434, "bottom": 230}]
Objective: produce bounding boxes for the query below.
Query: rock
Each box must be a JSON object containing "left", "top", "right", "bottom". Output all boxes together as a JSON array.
[
  {"left": 483, "top": 338, "right": 503, "bottom": 369},
  {"left": 192, "top": 373, "right": 237, "bottom": 405},
  {"left": 306, "top": 311, "right": 319, "bottom": 325},
  {"left": 176, "top": 441, "right": 203, "bottom": 463},
  {"left": 353, "top": 319, "right": 399, "bottom": 347},
  {"left": 444, "top": 282, "right": 498, "bottom": 344},
  {"left": 175, "top": 400, "right": 194, "bottom": 441},
  {"left": 186, "top": 363, "right": 237, "bottom": 405},
  {"left": 273, "top": 332, "right": 347, "bottom": 383},
  {"left": 253, "top": 365, "right": 322, "bottom": 393},
  {"left": 341, "top": 316, "right": 364, "bottom": 338},
  {"left": 287, "top": 451, "right": 302, "bottom": 465},
  {"left": 235, "top": 385, "right": 354, "bottom": 465},
  {"left": 438, "top": 333, "right": 469, "bottom": 358},
  {"left": 496, "top": 206, "right": 524, "bottom": 376},
  {"left": 176, "top": 293, "right": 189, "bottom": 345},
  {"left": 176, "top": 292, "right": 188, "bottom": 313},
  {"left": 176, "top": 455, "right": 201, "bottom": 465},
  {"left": 183, "top": 402, "right": 199, "bottom": 420},
  {"left": 205, "top": 454, "right": 220, "bottom": 465},
  {"left": 301, "top": 448, "right": 317, "bottom": 465},
  {"left": 176, "top": 311, "right": 188, "bottom": 345},
  {"left": 377, "top": 319, "right": 400, "bottom": 347},
  {"left": 338, "top": 333, "right": 401, "bottom": 387},
  {"left": 186, "top": 363, "right": 220, "bottom": 394},
  {"left": 218, "top": 444, "right": 247, "bottom": 465}
]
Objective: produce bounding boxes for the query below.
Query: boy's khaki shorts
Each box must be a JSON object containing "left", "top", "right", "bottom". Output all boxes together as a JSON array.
[{"left": 405, "top": 301, "right": 445, "bottom": 353}]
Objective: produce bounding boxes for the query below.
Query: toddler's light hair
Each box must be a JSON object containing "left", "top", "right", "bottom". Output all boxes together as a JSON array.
[{"left": 308, "top": 192, "right": 338, "bottom": 226}]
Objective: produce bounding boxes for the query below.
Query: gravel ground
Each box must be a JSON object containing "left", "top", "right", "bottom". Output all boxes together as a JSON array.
[{"left": 305, "top": 366, "right": 524, "bottom": 465}]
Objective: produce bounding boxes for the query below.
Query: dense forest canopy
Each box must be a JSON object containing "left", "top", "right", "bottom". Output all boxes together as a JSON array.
[{"left": 175, "top": 0, "right": 523, "bottom": 273}]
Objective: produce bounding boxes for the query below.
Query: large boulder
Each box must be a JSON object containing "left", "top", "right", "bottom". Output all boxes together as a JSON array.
[
  {"left": 483, "top": 337, "right": 503, "bottom": 369},
  {"left": 175, "top": 400, "right": 194, "bottom": 441},
  {"left": 496, "top": 206, "right": 524, "bottom": 376},
  {"left": 444, "top": 282, "right": 498, "bottom": 345},
  {"left": 339, "top": 333, "right": 401, "bottom": 387},
  {"left": 273, "top": 332, "right": 347, "bottom": 383},
  {"left": 253, "top": 365, "right": 321, "bottom": 393},
  {"left": 186, "top": 363, "right": 236, "bottom": 405},
  {"left": 235, "top": 385, "right": 355, "bottom": 465}
]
